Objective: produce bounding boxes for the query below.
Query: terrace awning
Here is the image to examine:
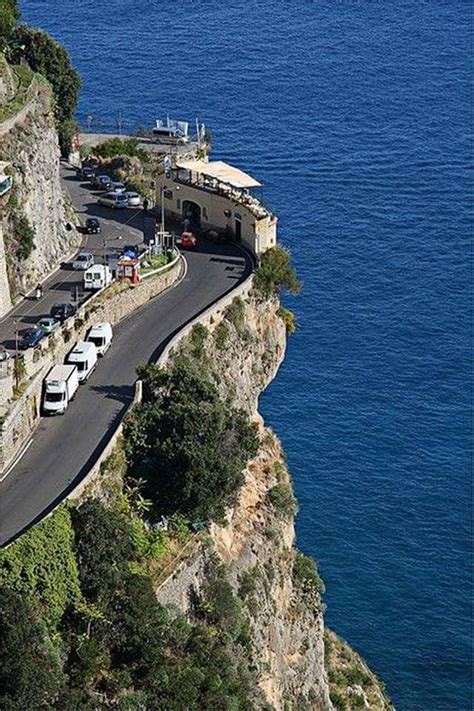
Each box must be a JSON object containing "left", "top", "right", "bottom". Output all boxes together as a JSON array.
[{"left": 175, "top": 160, "right": 262, "bottom": 189}]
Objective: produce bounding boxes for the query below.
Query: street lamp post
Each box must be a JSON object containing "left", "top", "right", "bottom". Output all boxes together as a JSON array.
[{"left": 161, "top": 186, "right": 166, "bottom": 234}]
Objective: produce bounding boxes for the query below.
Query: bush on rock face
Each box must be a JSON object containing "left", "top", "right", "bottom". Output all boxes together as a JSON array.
[
  {"left": 0, "top": 0, "right": 20, "bottom": 50},
  {"left": 10, "top": 26, "right": 81, "bottom": 154},
  {"left": 124, "top": 356, "right": 259, "bottom": 522},
  {"left": 254, "top": 245, "right": 300, "bottom": 298}
]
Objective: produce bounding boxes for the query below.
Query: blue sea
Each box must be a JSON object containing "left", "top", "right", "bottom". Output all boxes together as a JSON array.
[{"left": 21, "top": 1, "right": 473, "bottom": 708}]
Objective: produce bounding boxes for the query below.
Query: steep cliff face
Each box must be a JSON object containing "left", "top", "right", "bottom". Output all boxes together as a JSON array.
[
  {"left": 156, "top": 291, "right": 393, "bottom": 710},
  {"left": 156, "top": 293, "right": 332, "bottom": 709},
  {"left": 0, "top": 71, "right": 78, "bottom": 303}
]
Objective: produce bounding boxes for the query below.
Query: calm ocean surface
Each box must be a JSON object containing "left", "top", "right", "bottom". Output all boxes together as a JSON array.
[{"left": 22, "top": 1, "right": 472, "bottom": 708}]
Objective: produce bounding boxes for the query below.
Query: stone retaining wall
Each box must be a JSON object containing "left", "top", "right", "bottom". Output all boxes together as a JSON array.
[{"left": 0, "top": 258, "right": 182, "bottom": 474}]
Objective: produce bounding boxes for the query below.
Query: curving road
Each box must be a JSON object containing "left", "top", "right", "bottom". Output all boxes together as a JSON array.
[{"left": 0, "top": 169, "right": 252, "bottom": 546}]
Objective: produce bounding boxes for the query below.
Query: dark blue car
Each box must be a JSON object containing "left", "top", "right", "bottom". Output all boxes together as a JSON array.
[{"left": 19, "top": 328, "right": 45, "bottom": 350}]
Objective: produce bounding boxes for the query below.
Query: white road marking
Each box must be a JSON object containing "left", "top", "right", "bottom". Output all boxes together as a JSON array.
[{"left": 0, "top": 437, "right": 34, "bottom": 483}]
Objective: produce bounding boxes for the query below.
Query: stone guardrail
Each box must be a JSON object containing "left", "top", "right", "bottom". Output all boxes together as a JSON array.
[
  {"left": 0, "top": 256, "right": 182, "bottom": 476},
  {"left": 155, "top": 272, "right": 254, "bottom": 367}
]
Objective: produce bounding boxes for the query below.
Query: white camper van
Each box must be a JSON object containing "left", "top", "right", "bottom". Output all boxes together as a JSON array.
[
  {"left": 66, "top": 341, "right": 98, "bottom": 382},
  {"left": 84, "top": 264, "right": 113, "bottom": 291},
  {"left": 42, "top": 364, "right": 79, "bottom": 415},
  {"left": 86, "top": 322, "right": 113, "bottom": 356}
]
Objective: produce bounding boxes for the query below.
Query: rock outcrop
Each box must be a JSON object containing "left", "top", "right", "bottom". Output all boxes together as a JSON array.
[
  {"left": 154, "top": 290, "right": 392, "bottom": 710},
  {"left": 0, "top": 62, "right": 78, "bottom": 310},
  {"left": 156, "top": 294, "right": 331, "bottom": 708}
]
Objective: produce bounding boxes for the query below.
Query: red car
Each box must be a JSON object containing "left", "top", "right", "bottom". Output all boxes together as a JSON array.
[{"left": 179, "top": 231, "right": 197, "bottom": 249}]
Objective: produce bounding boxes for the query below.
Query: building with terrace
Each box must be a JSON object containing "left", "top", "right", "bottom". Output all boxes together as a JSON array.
[{"left": 155, "top": 159, "right": 277, "bottom": 255}]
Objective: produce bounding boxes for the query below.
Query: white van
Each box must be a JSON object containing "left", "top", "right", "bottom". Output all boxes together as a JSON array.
[
  {"left": 42, "top": 364, "right": 79, "bottom": 415},
  {"left": 97, "top": 191, "right": 128, "bottom": 208},
  {"left": 66, "top": 341, "right": 98, "bottom": 382},
  {"left": 86, "top": 322, "right": 113, "bottom": 356},
  {"left": 84, "top": 264, "right": 113, "bottom": 290}
]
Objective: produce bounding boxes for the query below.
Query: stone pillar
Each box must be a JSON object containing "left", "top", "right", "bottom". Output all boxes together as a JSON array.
[{"left": 0, "top": 225, "right": 12, "bottom": 319}]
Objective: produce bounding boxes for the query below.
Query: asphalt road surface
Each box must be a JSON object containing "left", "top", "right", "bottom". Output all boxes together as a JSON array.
[
  {"left": 0, "top": 168, "right": 252, "bottom": 546},
  {"left": 0, "top": 164, "right": 145, "bottom": 351}
]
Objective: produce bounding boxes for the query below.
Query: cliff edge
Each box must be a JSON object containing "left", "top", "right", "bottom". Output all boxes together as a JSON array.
[{"left": 152, "top": 290, "right": 392, "bottom": 710}]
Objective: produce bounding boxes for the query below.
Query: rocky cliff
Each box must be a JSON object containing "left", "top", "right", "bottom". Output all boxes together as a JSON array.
[
  {"left": 0, "top": 58, "right": 78, "bottom": 311},
  {"left": 155, "top": 291, "right": 392, "bottom": 711}
]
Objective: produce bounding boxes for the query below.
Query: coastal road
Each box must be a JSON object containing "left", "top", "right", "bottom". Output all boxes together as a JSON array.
[
  {"left": 0, "top": 164, "right": 144, "bottom": 350},
  {"left": 0, "top": 172, "right": 252, "bottom": 546}
]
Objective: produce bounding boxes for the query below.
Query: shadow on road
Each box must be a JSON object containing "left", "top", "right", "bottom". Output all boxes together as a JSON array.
[{"left": 89, "top": 383, "right": 135, "bottom": 404}]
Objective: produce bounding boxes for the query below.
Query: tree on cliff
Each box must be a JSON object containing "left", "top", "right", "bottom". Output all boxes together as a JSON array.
[
  {"left": 124, "top": 357, "right": 259, "bottom": 521},
  {"left": 10, "top": 25, "right": 81, "bottom": 154},
  {"left": 0, "top": 0, "right": 20, "bottom": 50},
  {"left": 0, "top": 588, "right": 66, "bottom": 707}
]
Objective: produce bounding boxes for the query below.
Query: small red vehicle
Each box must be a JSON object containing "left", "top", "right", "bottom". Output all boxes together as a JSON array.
[{"left": 179, "top": 231, "right": 197, "bottom": 249}]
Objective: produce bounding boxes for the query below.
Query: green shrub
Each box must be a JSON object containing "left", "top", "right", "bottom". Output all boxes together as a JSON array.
[
  {"left": 224, "top": 295, "right": 245, "bottom": 331},
  {"left": 214, "top": 321, "right": 229, "bottom": 350},
  {"left": 93, "top": 137, "right": 149, "bottom": 163},
  {"left": 189, "top": 322, "right": 208, "bottom": 357},
  {"left": 71, "top": 499, "right": 135, "bottom": 602},
  {"left": 277, "top": 306, "right": 296, "bottom": 334},
  {"left": 13, "top": 213, "right": 35, "bottom": 260},
  {"left": 0, "top": 0, "right": 20, "bottom": 49},
  {"left": 11, "top": 26, "right": 81, "bottom": 154},
  {"left": 124, "top": 356, "right": 258, "bottom": 522},
  {"left": 200, "top": 565, "right": 244, "bottom": 643},
  {"left": 0, "top": 506, "right": 81, "bottom": 623},
  {"left": 254, "top": 245, "right": 300, "bottom": 298},
  {"left": 239, "top": 566, "right": 258, "bottom": 599},
  {"left": 330, "top": 689, "right": 347, "bottom": 711},
  {"left": 0, "top": 588, "right": 67, "bottom": 708},
  {"left": 293, "top": 551, "right": 325, "bottom": 594},
  {"left": 267, "top": 483, "right": 297, "bottom": 519}
]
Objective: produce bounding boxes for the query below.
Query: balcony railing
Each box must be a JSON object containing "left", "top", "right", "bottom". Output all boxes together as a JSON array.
[{"left": 172, "top": 172, "right": 274, "bottom": 221}]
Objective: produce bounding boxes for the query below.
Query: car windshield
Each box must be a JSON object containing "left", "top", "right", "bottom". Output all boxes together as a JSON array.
[
  {"left": 88, "top": 336, "right": 104, "bottom": 347},
  {"left": 77, "top": 255, "right": 88, "bottom": 261},
  {"left": 45, "top": 392, "right": 64, "bottom": 402}
]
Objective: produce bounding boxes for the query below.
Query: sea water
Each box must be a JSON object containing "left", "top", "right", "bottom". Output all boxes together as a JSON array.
[{"left": 20, "top": 2, "right": 473, "bottom": 708}]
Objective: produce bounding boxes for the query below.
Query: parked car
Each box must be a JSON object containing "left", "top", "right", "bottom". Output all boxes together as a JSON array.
[
  {"left": 84, "top": 264, "right": 113, "bottom": 290},
  {"left": 125, "top": 191, "right": 141, "bottom": 207},
  {"left": 76, "top": 166, "right": 95, "bottom": 180},
  {"left": 19, "top": 328, "right": 45, "bottom": 350},
  {"left": 106, "top": 181, "right": 126, "bottom": 193},
  {"left": 72, "top": 252, "right": 94, "bottom": 270},
  {"left": 38, "top": 317, "right": 60, "bottom": 334},
  {"left": 93, "top": 174, "right": 112, "bottom": 190},
  {"left": 86, "top": 322, "right": 113, "bottom": 356},
  {"left": 179, "top": 231, "right": 197, "bottom": 249},
  {"left": 42, "top": 364, "right": 79, "bottom": 416},
  {"left": 66, "top": 341, "right": 98, "bottom": 383},
  {"left": 97, "top": 192, "right": 128, "bottom": 208},
  {"left": 85, "top": 217, "right": 101, "bottom": 234},
  {"left": 50, "top": 303, "right": 75, "bottom": 323}
]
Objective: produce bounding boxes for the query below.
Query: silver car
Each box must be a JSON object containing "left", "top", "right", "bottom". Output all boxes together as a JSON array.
[
  {"left": 72, "top": 252, "right": 94, "bottom": 270},
  {"left": 125, "top": 191, "right": 142, "bottom": 207}
]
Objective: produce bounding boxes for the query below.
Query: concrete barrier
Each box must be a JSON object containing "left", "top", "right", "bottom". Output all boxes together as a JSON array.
[{"left": 0, "top": 258, "right": 182, "bottom": 474}]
